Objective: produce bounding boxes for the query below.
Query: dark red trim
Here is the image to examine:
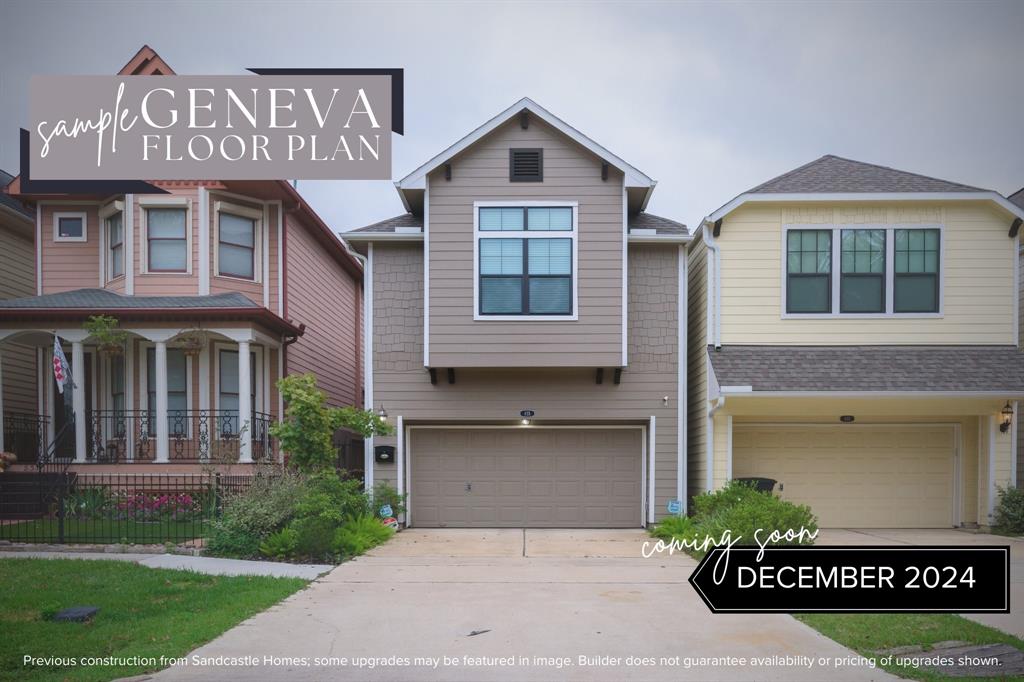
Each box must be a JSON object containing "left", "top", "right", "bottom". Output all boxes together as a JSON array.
[{"left": 0, "top": 306, "right": 303, "bottom": 336}]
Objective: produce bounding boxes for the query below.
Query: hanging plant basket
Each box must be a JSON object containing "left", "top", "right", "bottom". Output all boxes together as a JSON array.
[
  {"left": 98, "top": 342, "right": 124, "bottom": 356},
  {"left": 176, "top": 333, "right": 206, "bottom": 358},
  {"left": 84, "top": 315, "right": 128, "bottom": 356}
]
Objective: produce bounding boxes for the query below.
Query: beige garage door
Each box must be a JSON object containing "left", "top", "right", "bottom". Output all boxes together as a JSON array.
[
  {"left": 410, "top": 427, "right": 642, "bottom": 528},
  {"left": 733, "top": 424, "right": 955, "bottom": 528}
]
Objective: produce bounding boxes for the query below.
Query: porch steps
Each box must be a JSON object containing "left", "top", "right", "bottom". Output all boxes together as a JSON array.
[{"left": 0, "top": 472, "right": 77, "bottom": 520}]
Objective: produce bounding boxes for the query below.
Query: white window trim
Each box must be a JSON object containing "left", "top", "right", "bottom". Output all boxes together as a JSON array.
[
  {"left": 53, "top": 211, "right": 88, "bottom": 243},
  {"left": 780, "top": 223, "right": 945, "bottom": 319},
  {"left": 99, "top": 200, "right": 125, "bottom": 283},
  {"left": 139, "top": 196, "right": 193, "bottom": 275},
  {"left": 139, "top": 342, "right": 194, "bottom": 437},
  {"left": 472, "top": 200, "right": 579, "bottom": 321},
  {"left": 213, "top": 341, "right": 265, "bottom": 418},
  {"left": 213, "top": 200, "right": 264, "bottom": 283}
]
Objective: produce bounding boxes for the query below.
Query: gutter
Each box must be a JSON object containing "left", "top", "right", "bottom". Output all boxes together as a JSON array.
[{"left": 0, "top": 306, "right": 304, "bottom": 337}]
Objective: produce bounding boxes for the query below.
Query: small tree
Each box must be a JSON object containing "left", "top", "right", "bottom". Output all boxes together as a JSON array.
[{"left": 271, "top": 373, "right": 392, "bottom": 472}]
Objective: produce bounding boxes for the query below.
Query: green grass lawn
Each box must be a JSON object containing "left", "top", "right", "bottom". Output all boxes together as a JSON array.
[
  {"left": 798, "top": 613, "right": 1024, "bottom": 681},
  {"left": 1, "top": 518, "right": 209, "bottom": 544},
  {"left": 0, "top": 558, "right": 307, "bottom": 682}
]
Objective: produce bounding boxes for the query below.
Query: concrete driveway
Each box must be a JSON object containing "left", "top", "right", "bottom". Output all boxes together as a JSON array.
[
  {"left": 150, "top": 529, "right": 894, "bottom": 681},
  {"left": 818, "top": 528, "right": 1024, "bottom": 638}
]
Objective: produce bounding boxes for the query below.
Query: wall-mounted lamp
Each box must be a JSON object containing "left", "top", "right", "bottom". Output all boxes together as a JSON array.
[
  {"left": 377, "top": 404, "right": 388, "bottom": 422},
  {"left": 521, "top": 418, "right": 532, "bottom": 426},
  {"left": 1000, "top": 402, "right": 1013, "bottom": 434}
]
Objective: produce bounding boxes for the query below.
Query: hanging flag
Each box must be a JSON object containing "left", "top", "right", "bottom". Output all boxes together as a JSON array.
[{"left": 52, "top": 335, "right": 75, "bottom": 395}]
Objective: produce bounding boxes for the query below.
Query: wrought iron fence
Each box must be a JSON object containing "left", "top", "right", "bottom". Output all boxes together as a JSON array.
[
  {"left": 3, "top": 412, "right": 49, "bottom": 464},
  {"left": 0, "top": 472, "right": 258, "bottom": 543},
  {"left": 85, "top": 410, "right": 276, "bottom": 463}
]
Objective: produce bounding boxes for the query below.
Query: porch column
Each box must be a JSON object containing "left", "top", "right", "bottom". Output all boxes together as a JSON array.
[
  {"left": 72, "top": 341, "right": 86, "bottom": 462},
  {"left": 154, "top": 340, "right": 169, "bottom": 463},
  {"left": 237, "top": 341, "right": 252, "bottom": 463}
]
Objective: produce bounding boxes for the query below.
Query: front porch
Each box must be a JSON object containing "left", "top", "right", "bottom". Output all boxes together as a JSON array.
[{"left": 0, "top": 324, "right": 283, "bottom": 466}]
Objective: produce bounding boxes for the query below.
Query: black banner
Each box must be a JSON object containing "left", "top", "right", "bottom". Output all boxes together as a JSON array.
[{"left": 689, "top": 545, "right": 1010, "bottom": 613}]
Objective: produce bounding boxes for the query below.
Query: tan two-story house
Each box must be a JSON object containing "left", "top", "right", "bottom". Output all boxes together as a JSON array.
[
  {"left": 0, "top": 47, "right": 364, "bottom": 472},
  {"left": 688, "top": 155, "right": 1023, "bottom": 529},
  {"left": 346, "top": 99, "right": 689, "bottom": 527}
]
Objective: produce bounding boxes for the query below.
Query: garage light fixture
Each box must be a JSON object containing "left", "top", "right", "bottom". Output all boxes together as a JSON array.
[
  {"left": 1000, "top": 402, "right": 1013, "bottom": 433},
  {"left": 521, "top": 418, "right": 532, "bottom": 426},
  {"left": 377, "top": 404, "right": 388, "bottom": 422}
]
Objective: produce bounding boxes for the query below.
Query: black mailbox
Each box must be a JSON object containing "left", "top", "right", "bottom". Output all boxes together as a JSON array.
[{"left": 374, "top": 445, "right": 395, "bottom": 463}]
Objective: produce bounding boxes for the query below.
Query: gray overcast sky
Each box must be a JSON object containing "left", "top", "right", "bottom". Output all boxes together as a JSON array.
[{"left": 1, "top": 0, "right": 1022, "bottom": 233}]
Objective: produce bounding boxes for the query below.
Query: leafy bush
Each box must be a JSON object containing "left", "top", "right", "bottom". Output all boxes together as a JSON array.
[
  {"left": 290, "top": 516, "right": 337, "bottom": 560},
  {"left": 992, "top": 486, "right": 1024, "bottom": 535},
  {"left": 332, "top": 515, "right": 394, "bottom": 557},
  {"left": 648, "top": 480, "right": 817, "bottom": 558},
  {"left": 295, "top": 470, "right": 369, "bottom": 524},
  {"left": 66, "top": 486, "right": 112, "bottom": 519},
  {"left": 271, "top": 374, "right": 393, "bottom": 471},
  {"left": 370, "top": 481, "right": 406, "bottom": 518},
  {"left": 206, "top": 469, "right": 309, "bottom": 558},
  {"left": 259, "top": 527, "right": 299, "bottom": 559}
]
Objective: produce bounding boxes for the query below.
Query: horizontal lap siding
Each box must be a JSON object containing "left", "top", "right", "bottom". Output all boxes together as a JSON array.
[
  {"left": 718, "top": 203, "right": 1016, "bottom": 345},
  {"left": 41, "top": 204, "right": 100, "bottom": 293},
  {"left": 427, "top": 118, "right": 623, "bottom": 368},
  {"left": 687, "top": 239, "right": 709, "bottom": 501},
  {"left": 372, "top": 243, "right": 680, "bottom": 520},
  {"left": 285, "top": 217, "right": 360, "bottom": 408},
  {"left": 0, "top": 224, "right": 37, "bottom": 413}
]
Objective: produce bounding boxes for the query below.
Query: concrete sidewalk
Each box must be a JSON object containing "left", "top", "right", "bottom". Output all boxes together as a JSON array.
[
  {"left": 149, "top": 529, "right": 895, "bottom": 681},
  {"left": 0, "top": 550, "right": 331, "bottom": 580}
]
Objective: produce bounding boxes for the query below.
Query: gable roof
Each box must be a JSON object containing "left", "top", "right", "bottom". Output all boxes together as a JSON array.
[
  {"left": 748, "top": 155, "right": 984, "bottom": 194},
  {"left": 395, "top": 98, "right": 656, "bottom": 211},
  {"left": 0, "top": 170, "right": 32, "bottom": 221},
  {"left": 703, "top": 155, "right": 1024, "bottom": 226}
]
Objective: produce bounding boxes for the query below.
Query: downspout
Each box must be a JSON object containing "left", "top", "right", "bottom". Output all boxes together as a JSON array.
[{"left": 707, "top": 396, "right": 725, "bottom": 491}]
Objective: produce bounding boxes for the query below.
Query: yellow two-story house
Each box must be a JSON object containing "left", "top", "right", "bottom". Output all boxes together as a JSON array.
[{"left": 688, "top": 155, "right": 1023, "bottom": 529}]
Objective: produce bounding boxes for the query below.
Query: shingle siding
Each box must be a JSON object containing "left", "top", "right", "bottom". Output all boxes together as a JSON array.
[{"left": 373, "top": 243, "right": 423, "bottom": 373}]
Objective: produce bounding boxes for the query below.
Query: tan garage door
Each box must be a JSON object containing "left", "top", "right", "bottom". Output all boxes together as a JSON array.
[
  {"left": 733, "top": 424, "right": 955, "bottom": 528},
  {"left": 410, "top": 427, "right": 642, "bottom": 528}
]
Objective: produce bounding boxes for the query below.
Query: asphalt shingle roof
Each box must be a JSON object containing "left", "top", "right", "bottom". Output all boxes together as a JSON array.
[
  {"left": 747, "top": 155, "right": 985, "bottom": 195},
  {"left": 0, "top": 289, "right": 260, "bottom": 310},
  {"left": 709, "top": 345, "right": 1024, "bottom": 393},
  {"left": 348, "top": 213, "right": 422, "bottom": 233},
  {"left": 628, "top": 212, "right": 688, "bottom": 235},
  {"left": 0, "top": 170, "right": 32, "bottom": 219}
]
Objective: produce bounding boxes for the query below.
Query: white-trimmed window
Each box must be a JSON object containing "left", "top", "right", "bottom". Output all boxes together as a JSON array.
[
  {"left": 143, "top": 347, "right": 190, "bottom": 436},
  {"left": 474, "top": 202, "right": 578, "bottom": 320},
  {"left": 214, "top": 201, "right": 262, "bottom": 281},
  {"left": 99, "top": 201, "right": 125, "bottom": 280},
  {"left": 783, "top": 224, "right": 942, "bottom": 317},
  {"left": 140, "top": 196, "right": 192, "bottom": 274},
  {"left": 53, "top": 211, "right": 87, "bottom": 242},
  {"left": 213, "top": 343, "right": 264, "bottom": 436}
]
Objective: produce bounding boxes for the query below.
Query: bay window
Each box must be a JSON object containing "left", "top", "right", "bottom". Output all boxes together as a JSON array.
[
  {"left": 146, "top": 207, "right": 188, "bottom": 272},
  {"left": 219, "top": 349, "right": 256, "bottom": 435},
  {"left": 216, "top": 202, "right": 261, "bottom": 280},
  {"left": 146, "top": 348, "right": 187, "bottom": 435},
  {"left": 476, "top": 205, "right": 575, "bottom": 318},
  {"left": 106, "top": 211, "right": 124, "bottom": 279}
]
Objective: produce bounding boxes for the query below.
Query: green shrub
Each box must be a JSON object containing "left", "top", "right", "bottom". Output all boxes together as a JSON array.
[
  {"left": 66, "top": 486, "right": 112, "bottom": 519},
  {"left": 648, "top": 480, "right": 817, "bottom": 558},
  {"left": 295, "top": 470, "right": 369, "bottom": 524},
  {"left": 332, "top": 515, "right": 394, "bottom": 557},
  {"left": 290, "top": 516, "right": 337, "bottom": 560},
  {"left": 992, "top": 486, "right": 1024, "bottom": 535},
  {"left": 259, "top": 527, "right": 299, "bottom": 559},
  {"left": 370, "top": 481, "right": 406, "bottom": 518},
  {"left": 206, "top": 469, "right": 309, "bottom": 558}
]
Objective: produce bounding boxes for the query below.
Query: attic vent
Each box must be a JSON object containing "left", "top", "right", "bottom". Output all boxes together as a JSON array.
[{"left": 509, "top": 148, "right": 543, "bottom": 182}]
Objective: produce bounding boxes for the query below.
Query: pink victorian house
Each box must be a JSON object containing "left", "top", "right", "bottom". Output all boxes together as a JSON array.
[{"left": 0, "top": 47, "right": 363, "bottom": 472}]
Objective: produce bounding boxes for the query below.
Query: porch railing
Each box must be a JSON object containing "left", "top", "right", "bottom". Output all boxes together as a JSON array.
[
  {"left": 3, "top": 412, "right": 50, "bottom": 464},
  {"left": 87, "top": 410, "right": 276, "bottom": 463}
]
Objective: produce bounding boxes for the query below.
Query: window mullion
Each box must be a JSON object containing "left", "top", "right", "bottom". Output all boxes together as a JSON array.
[
  {"left": 830, "top": 228, "right": 840, "bottom": 314},
  {"left": 522, "top": 238, "right": 530, "bottom": 315},
  {"left": 885, "top": 229, "right": 895, "bottom": 314}
]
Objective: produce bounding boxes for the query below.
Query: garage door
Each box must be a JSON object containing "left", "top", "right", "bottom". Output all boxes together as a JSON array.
[
  {"left": 733, "top": 424, "right": 955, "bottom": 528},
  {"left": 410, "top": 428, "right": 642, "bottom": 528}
]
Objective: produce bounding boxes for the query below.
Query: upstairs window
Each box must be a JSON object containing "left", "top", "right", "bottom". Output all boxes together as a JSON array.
[
  {"left": 475, "top": 204, "right": 576, "bottom": 319},
  {"left": 106, "top": 211, "right": 124, "bottom": 279},
  {"left": 146, "top": 207, "right": 188, "bottom": 272},
  {"left": 840, "top": 229, "right": 885, "bottom": 313},
  {"left": 784, "top": 225, "right": 942, "bottom": 317},
  {"left": 509, "top": 148, "right": 543, "bottom": 182},
  {"left": 786, "top": 230, "right": 832, "bottom": 313},
  {"left": 53, "top": 212, "right": 87, "bottom": 242},
  {"left": 218, "top": 213, "right": 256, "bottom": 279},
  {"left": 894, "top": 229, "right": 940, "bottom": 313}
]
